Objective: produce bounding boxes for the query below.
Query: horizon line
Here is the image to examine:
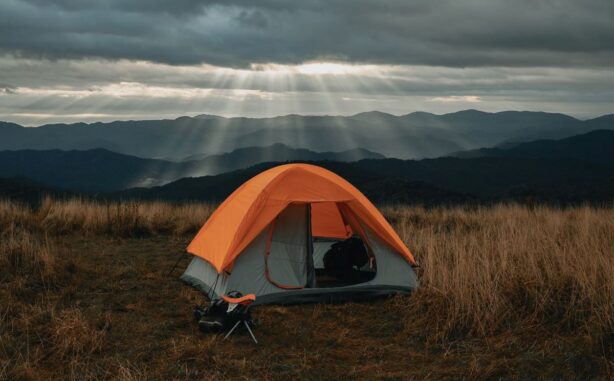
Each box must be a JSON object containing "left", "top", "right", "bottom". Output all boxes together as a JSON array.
[{"left": 3, "top": 108, "right": 613, "bottom": 128}]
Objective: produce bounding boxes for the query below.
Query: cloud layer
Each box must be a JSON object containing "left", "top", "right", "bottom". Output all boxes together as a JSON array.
[
  {"left": 2, "top": 0, "right": 614, "bottom": 67},
  {"left": 0, "top": 1, "right": 613, "bottom": 125}
]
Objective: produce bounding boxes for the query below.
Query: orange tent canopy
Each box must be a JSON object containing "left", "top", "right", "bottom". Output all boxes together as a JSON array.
[
  {"left": 311, "top": 201, "right": 353, "bottom": 239},
  {"left": 187, "top": 164, "right": 415, "bottom": 272}
]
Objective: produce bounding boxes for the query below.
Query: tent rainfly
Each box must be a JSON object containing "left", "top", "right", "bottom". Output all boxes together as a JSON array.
[{"left": 181, "top": 163, "right": 418, "bottom": 304}]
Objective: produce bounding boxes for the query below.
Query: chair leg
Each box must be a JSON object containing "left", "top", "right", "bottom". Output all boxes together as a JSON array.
[
  {"left": 244, "top": 321, "right": 258, "bottom": 344},
  {"left": 223, "top": 321, "right": 241, "bottom": 340}
]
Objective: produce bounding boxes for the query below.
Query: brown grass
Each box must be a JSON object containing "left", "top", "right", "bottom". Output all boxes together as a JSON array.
[
  {"left": 1, "top": 198, "right": 613, "bottom": 379},
  {"left": 382, "top": 204, "right": 614, "bottom": 342},
  {"left": 49, "top": 308, "right": 106, "bottom": 359},
  {"left": 1, "top": 225, "right": 55, "bottom": 281},
  {"left": 0, "top": 197, "right": 215, "bottom": 237}
]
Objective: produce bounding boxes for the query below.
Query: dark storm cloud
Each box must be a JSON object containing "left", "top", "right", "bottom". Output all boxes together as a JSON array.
[
  {"left": 21, "top": 0, "right": 208, "bottom": 16},
  {"left": 1, "top": 0, "right": 613, "bottom": 67}
]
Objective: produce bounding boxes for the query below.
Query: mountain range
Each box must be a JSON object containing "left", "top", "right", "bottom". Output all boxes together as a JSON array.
[
  {"left": 0, "top": 144, "right": 382, "bottom": 192},
  {"left": 451, "top": 129, "right": 614, "bottom": 162},
  {"left": 2, "top": 129, "right": 610, "bottom": 205},
  {"left": 0, "top": 177, "right": 72, "bottom": 203},
  {"left": 115, "top": 130, "right": 614, "bottom": 205},
  {"left": 1, "top": 108, "right": 613, "bottom": 205},
  {"left": 2, "top": 110, "right": 612, "bottom": 160}
]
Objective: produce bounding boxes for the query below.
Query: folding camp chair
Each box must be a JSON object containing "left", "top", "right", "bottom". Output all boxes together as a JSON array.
[{"left": 222, "top": 293, "right": 258, "bottom": 344}]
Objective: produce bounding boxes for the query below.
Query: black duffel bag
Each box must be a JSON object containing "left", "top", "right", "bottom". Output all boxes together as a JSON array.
[{"left": 323, "top": 237, "right": 369, "bottom": 280}]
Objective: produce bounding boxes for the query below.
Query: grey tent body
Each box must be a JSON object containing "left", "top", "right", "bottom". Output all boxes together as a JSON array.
[{"left": 181, "top": 204, "right": 418, "bottom": 305}]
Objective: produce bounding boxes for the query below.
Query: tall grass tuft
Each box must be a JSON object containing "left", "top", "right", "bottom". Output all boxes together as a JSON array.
[
  {"left": 0, "top": 224, "right": 55, "bottom": 282},
  {"left": 49, "top": 308, "right": 106, "bottom": 359}
]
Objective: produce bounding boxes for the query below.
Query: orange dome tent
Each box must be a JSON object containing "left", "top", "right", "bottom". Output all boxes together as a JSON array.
[{"left": 182, "top": 164, "right": 418, "bottom": 304}]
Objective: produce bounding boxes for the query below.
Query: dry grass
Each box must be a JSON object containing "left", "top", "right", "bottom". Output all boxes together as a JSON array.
[
  {"left": 49, "top": 308, "right": 106, "bottom": 359},
  {"left": 382, "top": 204, "right": 614, "bottom": 343},
  {"left": 0, "top": 197, "right": 215, "bottom": 236},
  {"left": 1, "top": 198, "right": 613, "bottom": 379},
  {"left": 1, "top": 225, "right": 55, "bottom": 281}
]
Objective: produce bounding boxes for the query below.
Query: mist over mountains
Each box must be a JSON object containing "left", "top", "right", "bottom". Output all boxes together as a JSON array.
[
  {"left": 0, "top": 144, "right": 382, "bottom": 192},
  {"left": 1, "top": 126, "right": 613, "bottom": 205},
  {"left": 113, "top": 130, "right": 614, "bottom": 205},
  {"left": 2, "top": 110, "right": 612, "bottom": 161}
]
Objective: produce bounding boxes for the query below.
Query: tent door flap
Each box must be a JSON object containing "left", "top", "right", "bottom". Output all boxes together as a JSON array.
[{"left": 264, "top": 204, "right": 310, "bottom": 290}]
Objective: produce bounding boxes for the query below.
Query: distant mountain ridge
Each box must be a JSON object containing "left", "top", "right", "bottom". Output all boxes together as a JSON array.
[
  {"left": 110, "top": 129, "right": 614, "bottom": 204},
  {"left": 2, "top": 129, "right": 612, "bottom": 205},
  {"left": 2, "top": 128, "right": 613, "bottom": 205},
  {"left": 451, "top": 129, "right": 614, "bottom": 162},
  {"left": 114, "top": 163, "right": 474, "bottom": 205},
  {"left": 114, "top": 155, "right": 614, "bottom": 205},
  {"left": 0, "top": 144, "right": 383, "bottom": 192},
  {"left": 182, "top": 143, "right": 383, "bottom": 163},
  {"left": 0, "top": 177, "right": 72, "bottom": 204},
  {"left": 2, "top": 110, "right": 612, "bottom": 160}
]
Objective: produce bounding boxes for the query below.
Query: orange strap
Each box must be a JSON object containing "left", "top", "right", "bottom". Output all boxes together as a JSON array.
[
  {"left": 222, "top": 294, "right": 256, "bottom": 305},
  {"left": 264, "top": 218, "right": 306, "bottom": 290}
]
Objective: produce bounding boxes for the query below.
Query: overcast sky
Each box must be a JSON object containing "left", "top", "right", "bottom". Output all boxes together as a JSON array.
[{"left": 1, "top": 0, "right": 613, "bottom": 125}]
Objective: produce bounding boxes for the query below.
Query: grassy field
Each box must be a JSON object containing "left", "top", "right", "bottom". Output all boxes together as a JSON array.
[{"left": 1, "top": 198, "right": 613, "bottom": 380}]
